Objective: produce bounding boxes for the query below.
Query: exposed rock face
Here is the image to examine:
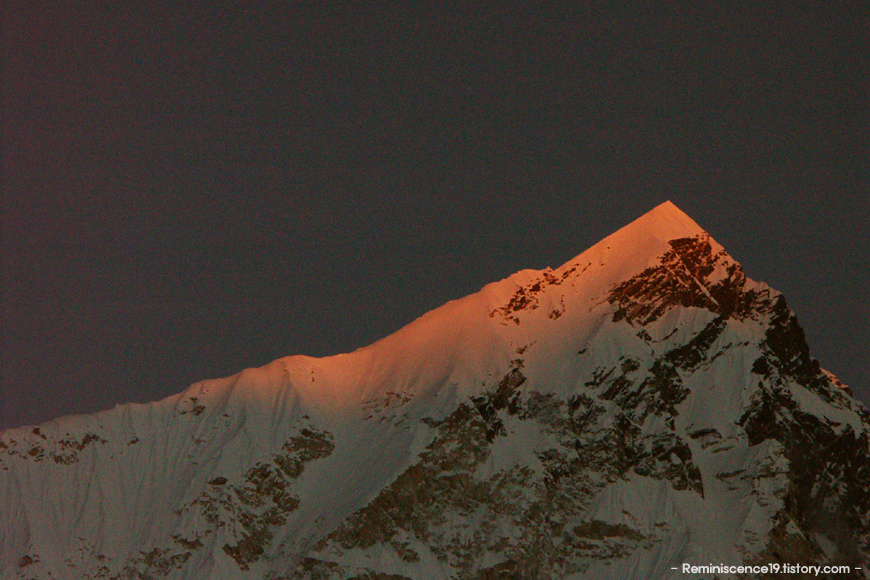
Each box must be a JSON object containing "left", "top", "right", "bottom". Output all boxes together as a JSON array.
[
  {"left": 608, "top": 233, "right": 761, "bottom": 324},
  {"left": 2, "top": 202, "right": 867, "bottom": 579}
]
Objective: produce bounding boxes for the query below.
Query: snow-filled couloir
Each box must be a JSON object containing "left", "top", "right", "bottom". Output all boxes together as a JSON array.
[{"left": 2, "top": 201, "right": 868, "bottom": 580}]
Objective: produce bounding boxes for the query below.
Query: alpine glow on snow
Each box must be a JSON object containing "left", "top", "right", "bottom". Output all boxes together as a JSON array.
[{"left": 2, "top": 202, "right": 868, "bottom": 579}]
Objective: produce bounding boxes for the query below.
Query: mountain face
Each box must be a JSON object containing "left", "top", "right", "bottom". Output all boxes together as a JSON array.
[{"left": 2, "top": 201, "right": 868, "bottom": 580}]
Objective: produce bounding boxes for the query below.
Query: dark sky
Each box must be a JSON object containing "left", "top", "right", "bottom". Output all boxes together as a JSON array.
[{"left": 3, "top": 3, "right": 868, "bottom": 430}]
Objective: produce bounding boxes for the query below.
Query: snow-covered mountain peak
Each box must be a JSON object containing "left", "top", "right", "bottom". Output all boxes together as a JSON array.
[
  {"left": 3, "top": 202, "right": 868, "bottom": 580},
  {"left": 602, "top": 199, "right": 705, "bottom": 245},
  {"left": 181, "top": 201, "right": 755, "bottom": 415},
  {"left": 541, "top": 201, "right": 719, "bottom": 295}
]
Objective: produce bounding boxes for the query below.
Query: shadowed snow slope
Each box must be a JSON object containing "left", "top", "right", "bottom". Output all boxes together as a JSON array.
[{"left": 2, "top": 201, "right": 869, "bottom": 580}]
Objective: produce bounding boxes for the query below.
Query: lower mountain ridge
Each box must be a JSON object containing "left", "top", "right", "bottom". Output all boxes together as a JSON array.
[{"left": 2, "top": 202, "right": 868, "bottom": 579}]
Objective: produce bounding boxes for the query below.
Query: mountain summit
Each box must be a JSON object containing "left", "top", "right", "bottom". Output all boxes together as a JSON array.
[{"left": 2, "top": 202, "right": 868, "bottom": 579}]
